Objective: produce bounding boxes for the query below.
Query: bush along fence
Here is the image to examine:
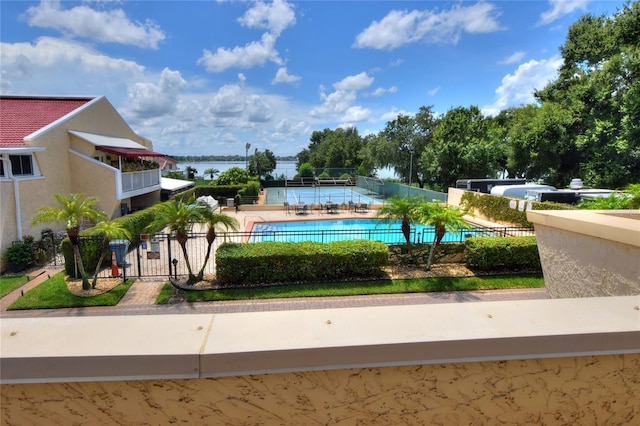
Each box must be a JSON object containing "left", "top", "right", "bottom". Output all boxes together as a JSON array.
[{"left": 216, "top": 240, "right": 389, "bottom": 286}]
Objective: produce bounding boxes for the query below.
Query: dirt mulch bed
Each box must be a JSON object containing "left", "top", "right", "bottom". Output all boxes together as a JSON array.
[{"left": 66, "top": 276, "right": 124, "bottom": 297}]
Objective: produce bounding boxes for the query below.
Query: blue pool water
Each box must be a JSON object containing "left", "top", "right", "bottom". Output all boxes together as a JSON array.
[
  {"left": 250, "top": 218, "right": 488, "bottom": 244},
  {"left": 266, "top": 187, "right": 382, "bottom": 205}
]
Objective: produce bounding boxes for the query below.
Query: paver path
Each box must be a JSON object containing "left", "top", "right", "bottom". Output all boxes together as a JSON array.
[{"left": 1, "top": 265, "right": 549, "bottom": 318}]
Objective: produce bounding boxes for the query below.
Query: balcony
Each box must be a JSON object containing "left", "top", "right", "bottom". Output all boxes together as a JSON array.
[{"left": 118, "top": 168, "right": 161, "bottom": 198}]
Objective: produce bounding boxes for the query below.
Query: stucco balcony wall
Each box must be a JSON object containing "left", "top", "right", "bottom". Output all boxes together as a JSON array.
[
  {"left": 1, "top": 296, "right": 639, "bottom": 423},
  {"left": 527, "top": 209, "right": 640, "bottom": 298}
]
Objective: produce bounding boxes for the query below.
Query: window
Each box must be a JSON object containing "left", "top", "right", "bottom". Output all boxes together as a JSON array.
[
  {"left": 10, "top": 155, "right": 33, "bottom": 176},
  {"left": 0, "top": 155, "right": 35, "bottom": 178}
]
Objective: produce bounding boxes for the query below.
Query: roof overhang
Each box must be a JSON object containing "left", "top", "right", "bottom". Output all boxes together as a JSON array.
[
  {"left": 161, "top": 177, "right": 195, "bottom": 192},
  {"left": 95, "top": 146, "right": 166, "bottom": 158},
  {"left": 69, "top": 130, "right": 165, "bottom": 157},
  {"left": 0, "top": 147, "right": 46, "bottom": 154}
]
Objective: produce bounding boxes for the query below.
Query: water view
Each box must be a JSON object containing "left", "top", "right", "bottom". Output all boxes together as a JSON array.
[{"left": 177, "top": 161, "right": 397, "bottom": 180}]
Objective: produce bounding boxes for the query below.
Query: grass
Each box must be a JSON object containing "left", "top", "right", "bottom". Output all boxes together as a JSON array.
[
  {"left": 7, "top": 272, "right": 134, "bottom": 310},
  {"left": 0, "top": 275, "right": 30, "bottom": 298},
  {"left": 156, "top": 274, "right": 545, "bottom": 304}
]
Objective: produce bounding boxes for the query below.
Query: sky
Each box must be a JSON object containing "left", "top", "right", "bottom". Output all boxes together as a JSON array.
[{"left": 0, "top": 0, "right": 627, "bottom": 158}]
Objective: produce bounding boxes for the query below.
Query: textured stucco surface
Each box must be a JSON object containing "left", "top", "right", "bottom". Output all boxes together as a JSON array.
[
  {"left": 2, "top": 354, "right": 638, "bottom": 425},
  {"left": 533, "top": 224, "right": 640, "bottom": 298}
]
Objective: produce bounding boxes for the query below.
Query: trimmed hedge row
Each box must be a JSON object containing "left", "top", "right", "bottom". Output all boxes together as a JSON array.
[
  {"left": 216, "top": 240, "right": 389, "bottom": 286},
  {"left": 464, "top": 236, "right": 541, "bottom": 271}
]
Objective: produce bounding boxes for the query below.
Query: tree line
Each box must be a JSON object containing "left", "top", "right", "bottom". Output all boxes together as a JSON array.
[
  {"left": 171, "top": 155, "right": 297, "bottom": 162},
  {"left": 296, "top": 2, "right": 639, "bottom": 192}
]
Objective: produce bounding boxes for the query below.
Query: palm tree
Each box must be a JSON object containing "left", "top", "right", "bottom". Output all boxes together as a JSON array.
[
  {"left": 185, "top": 166, "right": 197, "bottom": 180},
  {"left": 375, "top": 195, "right": 423, "bottom": 248},
  {"left": 90, "top": 221, "right": 132, "bottom": 288},
  {"left": 203, "top": 168, "right": 220, "bottom": 180},
  {"left": 195, "top": 210, "right": 239, "bottom": 281},
  {"left": 145, "top": 197, "right": 207, "bottom": 283},
  {"left": 416, "top": 202, "right": 470, "bottom": 270},
  {"left": 32, "top": 193, "right": 107, "bottom": 290}
]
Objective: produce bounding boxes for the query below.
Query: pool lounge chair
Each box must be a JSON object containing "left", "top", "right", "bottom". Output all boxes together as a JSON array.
[
  {"left": 355, "top": 202, "right": 368, "bottom": 213},
  {"left": 296, "top": 203, "right": 308, "bottom": 215}
]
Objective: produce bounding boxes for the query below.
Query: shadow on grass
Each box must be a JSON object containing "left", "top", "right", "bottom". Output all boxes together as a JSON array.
[
  {"left": 8, "top": 271, "right": 135, "bottom": 310},
  {"left": 157, "top": 274, "right": 544, "bottom": 304}
]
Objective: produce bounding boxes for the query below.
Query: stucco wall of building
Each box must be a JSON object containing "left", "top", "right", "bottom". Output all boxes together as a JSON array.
[
  {"left": 2, "top": 354, "right": 638, "bottom": 425},
  {"left": 528, "top": 210, "right": 640, "bottom": 298},
  {"left": 68, "top": 154, "right": 120, "bottom": 218}
]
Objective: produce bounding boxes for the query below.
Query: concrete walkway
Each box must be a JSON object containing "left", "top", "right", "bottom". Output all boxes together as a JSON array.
[{"left": 0, "top": 265, "right": 549, "bottom": 319}]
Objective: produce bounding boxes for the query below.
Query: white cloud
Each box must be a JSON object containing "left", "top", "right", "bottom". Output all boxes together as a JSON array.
[
  {"left": 380, "top": 108, "right": 413, "bottom": 122},
  {"left": 310, "top": 89, "right": 356, "bottom": 117},
  {"left": 0, "top": 37, "right": 143, "bottom": 96},
  {"left": 127, "top": 68, "right": 186, "bottom": 118},
  {"left": 246, "top": 95, "right": 273, "bottom": 122},
  {"left": 333, "top": 72, "right": 374, "bottom": 91},
  {"left": 272, "top": 119, "right": 311, "bottom": 141},
  {"left": 341, "top": 106, "right": 372, "bottom": 123},
  {"left": 208, "top": 84, "right": 245, "bottom": 117},
  {"left": 24, "top": 0, "right": 165, "bottom": 48},
  {"left": 428, "top": 86, "right": 440, "bottom": 96},
  {"left": 353, "top": 2, "right": 502, "bottom": 50},
  {"left": 272, "top": 67, "right": 301, "bottom": 84},
  {"left": 538, "top": 0, "right": 590, "bottom": 26},
  {"left": 371, "top": 86, "right": 398, "bottom": 97},
  {"left": 482, "top": 56, "right": 563, "bottom": 116},
  {"left": 161, "top": 122, "right": 192, "bottom": 135},
  {"left": 238, "top": 0, "right": 296, "bottom": 36},
  {"left": 198, "top": 32, "right": 282, "bottom": 72},
  {"left": 498, "top": 51, "right": 526, "bottom": 65}
]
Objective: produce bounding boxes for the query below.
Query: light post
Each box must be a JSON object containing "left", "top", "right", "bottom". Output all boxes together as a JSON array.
[
  {"left": 408, "top": 148, "right": 414, "bottom": 196},
  {"left": 245, "top": 143, "right": 251, "bottom": 170}
]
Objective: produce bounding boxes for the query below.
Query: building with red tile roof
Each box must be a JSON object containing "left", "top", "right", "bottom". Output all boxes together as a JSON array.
[{"left": 0, "top": 95, "right": 173, "bottom": 270}]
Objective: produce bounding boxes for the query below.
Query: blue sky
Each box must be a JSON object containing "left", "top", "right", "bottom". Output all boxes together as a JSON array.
[{"left": 0, "top": 0, "right": 626, "bottom": 157}]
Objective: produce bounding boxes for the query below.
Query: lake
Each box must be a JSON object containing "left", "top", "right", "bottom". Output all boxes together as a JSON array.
[{"left": 176, "top": 161, "right": 397, "bottom": 180}]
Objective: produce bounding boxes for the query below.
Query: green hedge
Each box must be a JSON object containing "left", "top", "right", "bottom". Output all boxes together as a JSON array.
[
  {"left": 195, "top": 185, "right": 244, "bottom": 199},
  {"left": 464, "top": 236, "right": 541, "bottom": 272},
  {"left": 461, "top": 192, "right": 574, "bottom": 226},
  {"left": 216, "top": 240, "right": 389, "bottom": 286}
]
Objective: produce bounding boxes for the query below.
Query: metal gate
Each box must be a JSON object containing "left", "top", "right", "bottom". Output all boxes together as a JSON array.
[{"left": 95, "top": 232, "right": 217, "bottom": 279}]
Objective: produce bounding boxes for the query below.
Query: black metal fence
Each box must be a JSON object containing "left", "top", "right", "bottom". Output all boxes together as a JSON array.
[
  {"left": 85, "top": 225, "right": 534, "bottom": 279},
  {"left": 236, "top": 225, "right": 534, "bottom": 245}
]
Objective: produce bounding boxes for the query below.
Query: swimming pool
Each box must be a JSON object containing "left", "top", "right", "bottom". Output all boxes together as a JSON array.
[
  {"left": 250, "top": 218, "right": 491, "bottom": 244},
  {"left": 266, "top": 187, "right": 382, "bottom": 205}
]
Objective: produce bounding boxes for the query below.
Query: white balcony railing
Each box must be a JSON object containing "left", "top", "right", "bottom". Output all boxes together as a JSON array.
[{"left": 120, "top": 169, "right": 160, "bottom": 193}]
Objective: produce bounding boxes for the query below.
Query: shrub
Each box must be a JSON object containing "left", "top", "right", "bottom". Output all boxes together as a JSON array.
[
  {"left": 216, "top": 240, "right": 389, "bottom": 286},
  {"left": 461, "top": 192, "right": 574, "bottom": 226},
  {"left": 464, "top": 236, "right": 541, "bottom": 272},
  {"left": 4, "top": 237, "right": 36, "bottom": 271},
  {"left": 217, "top": 167, "right": 251, "bottom": 185}
]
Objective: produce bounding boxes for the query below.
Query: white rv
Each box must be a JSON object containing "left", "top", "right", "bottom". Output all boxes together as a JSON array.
[{"left": 490, "top": 184, "right": 556, "bottom": 199}]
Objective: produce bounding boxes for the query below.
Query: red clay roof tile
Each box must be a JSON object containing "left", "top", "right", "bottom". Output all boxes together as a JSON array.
[{"left": 0, "top": 96, "right": 95, "bottom": 147}]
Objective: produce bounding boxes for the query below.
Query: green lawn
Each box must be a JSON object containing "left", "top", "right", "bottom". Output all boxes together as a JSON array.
[
  {"left": 7, "top": 272, "right": 134, "bottom": 310},
  {"left": 156, "top": 274, "right": 545, "bottom": 304},
  {"left": 0, "top": 275, "right": 29, "bottom": 299}
]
